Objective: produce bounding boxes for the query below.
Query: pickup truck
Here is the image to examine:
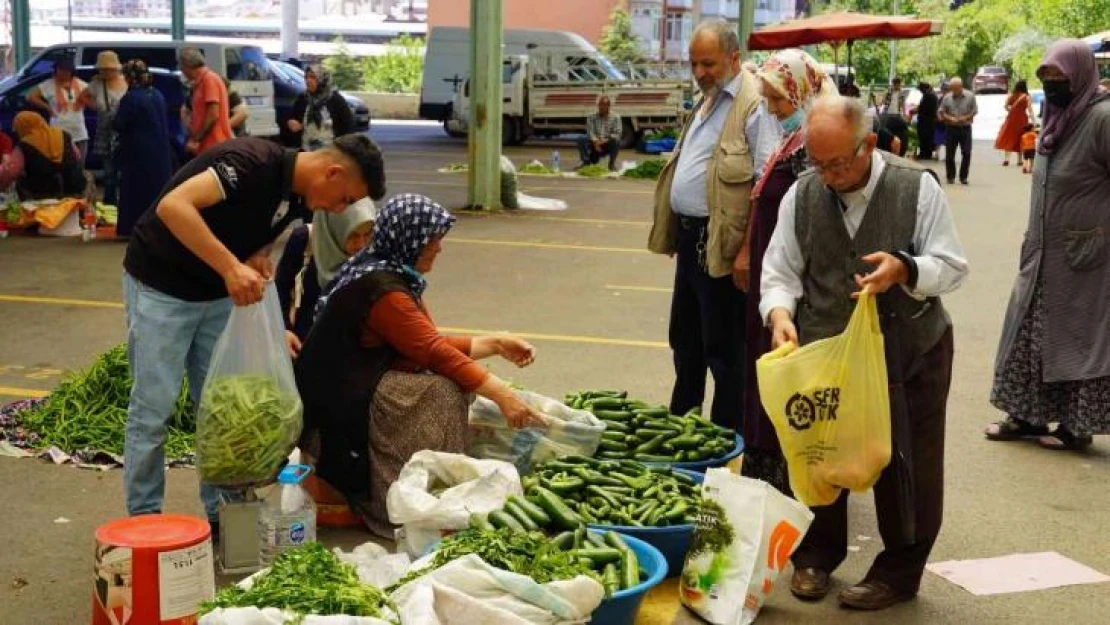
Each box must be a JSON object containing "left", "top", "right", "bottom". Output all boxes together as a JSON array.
[{"left": 449, "top": 54, "right": 689, "bottom": 148}]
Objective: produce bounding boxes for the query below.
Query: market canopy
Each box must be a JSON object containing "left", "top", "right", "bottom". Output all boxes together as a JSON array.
[{"left": 748, "top": 11, "right": 944, "bottom": 50}]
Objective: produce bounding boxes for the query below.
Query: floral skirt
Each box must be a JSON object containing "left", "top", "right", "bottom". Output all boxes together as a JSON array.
[
  {"left": 364, "top": 370, "right": 470, "bottom": 538},
  {"left": 991, "top": 280, "right": 1110, "bottom": 436}
]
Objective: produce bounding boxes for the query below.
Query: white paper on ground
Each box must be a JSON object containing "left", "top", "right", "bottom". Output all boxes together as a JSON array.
[{"left": 927, "top": 552, "right": 1110, "bottom": 596}]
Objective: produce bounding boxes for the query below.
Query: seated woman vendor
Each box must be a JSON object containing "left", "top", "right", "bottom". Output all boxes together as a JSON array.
[
  {"left": 296, "top": 193, "right": 545, "bottom": 537},
  {"left": 0, "top": 112, "right": 86, "bottom": 199},
  {"left": 276, "top": 197, "right": 377, "bottom": 352}
]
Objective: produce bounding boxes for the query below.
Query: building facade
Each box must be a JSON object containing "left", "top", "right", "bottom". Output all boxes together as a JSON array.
[
  {"left": 427, "top": 0, "right": 618, "bottom": 46},
  {"left": 629, "top": 0, "right": 800, "bottom": 61}
]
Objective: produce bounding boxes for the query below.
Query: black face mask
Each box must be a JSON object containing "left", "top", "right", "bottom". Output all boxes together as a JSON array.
[{"left": 1042, "top": 79, "right": 1073, "bottom": 107}]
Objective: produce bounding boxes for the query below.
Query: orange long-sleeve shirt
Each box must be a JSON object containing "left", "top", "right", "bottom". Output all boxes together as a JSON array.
[{"left": 360, "top": 291, "right": 489, "bottom": 391}]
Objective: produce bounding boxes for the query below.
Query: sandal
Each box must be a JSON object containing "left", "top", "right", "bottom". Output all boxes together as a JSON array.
[
  {"left": 984, "top": 418, "right": 1049, "bottom": 441},
  {"left": 1002, "top": 161, "right": 1010, "bottom": 166},
  {"left": 1037, "top": 428, "right": 1093, "bottom": 451}
]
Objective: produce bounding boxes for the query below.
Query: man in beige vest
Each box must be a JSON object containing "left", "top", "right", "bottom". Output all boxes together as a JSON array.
[
  {"left": 648, "top": 19, "right": 779, "bottom": 428},
  {"left": 762, "top": 96, "right": 968, "bottom": 610}
]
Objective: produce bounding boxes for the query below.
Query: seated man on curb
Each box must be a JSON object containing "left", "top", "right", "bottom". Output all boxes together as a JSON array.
[{"left": 576, "top": 96, "right": 622, "bottom": 171}]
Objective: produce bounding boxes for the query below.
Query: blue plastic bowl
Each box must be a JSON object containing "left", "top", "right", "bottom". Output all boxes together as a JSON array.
[
  {"left": 590, "top": 533, "right": 668, "bottom": 625},
  {"left": 588, "top": 469, "right": 704, "bottom": 577},
  {"left": 639, "top": 433, "right": 745, "bottom": 472}
]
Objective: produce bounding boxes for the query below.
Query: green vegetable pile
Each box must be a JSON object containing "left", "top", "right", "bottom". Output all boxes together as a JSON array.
[
  {"left": 394, "top": 526, "right": 642, "bottom": 597},
  {"left": 574, "top": 164, "right": 613, "bottom": 178},
  {"left": 3, "top": 198, "right": 22, "bottom": 225},
  {"left": 201, "top": 543, "right": 397, "bottom": 621},
  {"left": 621, "top": 159, "right": 667, "bottom": 180},
  {"left": 518, "top": 456, "right": 701, "bottom": 527},
  {"left": 645, "top": 127, "right": 679, "bottom": 140},
  {"left": 196, "top": 375, "right": 301, "bottom": 485},
  {"left": 566, "top": 389, "right": 737, "bottom": 464},
  {"left": 12, "top": 344, "right": 194, "bottom": 459},
  {"left": 442, "top": 162, "right": 468, "bottom": 172},
  {"left": 518, "top": 161, "right": 556, "bottom": 175}
]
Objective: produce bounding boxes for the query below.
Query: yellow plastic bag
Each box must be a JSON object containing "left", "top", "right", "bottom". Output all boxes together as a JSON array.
[{"left": 756, "top": 291, "right": 891, "bottom": 506}]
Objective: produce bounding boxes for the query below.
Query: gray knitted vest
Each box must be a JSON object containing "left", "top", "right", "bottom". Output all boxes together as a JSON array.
[{"left": 794, "top": 153, "right": 950, "bottom": 360}]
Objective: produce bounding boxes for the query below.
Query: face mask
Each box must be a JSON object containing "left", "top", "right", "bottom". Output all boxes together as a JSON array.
[
  {"left": 780, "top": 109, "right": 804, "bottom": 133},
  {"left": 1042, "top": 79, "right": 1073, "bottom": 107}
]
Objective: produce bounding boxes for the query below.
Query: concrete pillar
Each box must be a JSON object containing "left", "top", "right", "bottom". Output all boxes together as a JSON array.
[
  {"left": 466, "top": 0, "right": 503, "bottom": 210},
  {"left": 171, "top": 0, "right": 185, "bottom": 41},
  {"left": 739, "top": 0, "right": 755, "bottom": 60},
  {"left": 282, "top": 0, "right": 299, "bottom": 60},
  {"left": 12, "top": 0, "right": 30, "bottom": 70}
]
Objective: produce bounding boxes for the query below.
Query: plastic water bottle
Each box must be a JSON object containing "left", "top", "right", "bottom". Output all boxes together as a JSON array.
[
  {"left": 552, "top": 150, "right": 560, "bottom": 172},
  {"left": 258, "top": 464, "right": 316, "bottom": 566},
  {"left": 81, "top": 207, "right": 97, "bottom": 242}
]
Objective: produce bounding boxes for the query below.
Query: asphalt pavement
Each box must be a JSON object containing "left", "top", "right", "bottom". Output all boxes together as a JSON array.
[{"left": 0, "top": 120, "right": 1107, "bottom": 624}]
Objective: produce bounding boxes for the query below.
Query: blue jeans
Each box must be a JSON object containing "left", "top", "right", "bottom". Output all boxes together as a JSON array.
[{"left": 122, "top": 272, "right": 232, "bottom": 522}]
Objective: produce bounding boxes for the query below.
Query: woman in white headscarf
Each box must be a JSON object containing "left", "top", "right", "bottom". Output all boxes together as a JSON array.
[
  {"left": 739, "top": 48, "right": 835, "bottom": 494},
  {"left": 275, "top": 199, "right": 378, "bottom": 353}
]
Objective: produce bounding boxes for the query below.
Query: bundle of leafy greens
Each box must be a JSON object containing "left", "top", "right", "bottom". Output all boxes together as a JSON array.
[
  {"left": 201, "top": 543, "right": 397, "bottom": 622},
  {"left": 388, "top": 527, "right": 601, "bottom": 592}
]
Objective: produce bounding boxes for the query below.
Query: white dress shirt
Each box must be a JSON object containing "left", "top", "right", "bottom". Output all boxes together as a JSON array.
[{"left": 760, "top": 151, "right": 969, "bottom": 324}]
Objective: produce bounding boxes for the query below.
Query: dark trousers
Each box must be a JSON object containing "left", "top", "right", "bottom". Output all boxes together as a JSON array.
[
  {"left": 917, "top": 120, "right": 936, "bottom": 160},
  {"left": 668, "top": 216, "right": 746, "bottom": 429},
  {"left": 945, "top": 125, "right": 972, "bottom": 182},
  {"left": 577, "top": 137, "right": 620, "bottom": 168},
  {"left": 791, "top": 327, "right": 954, "bottom": 595}
]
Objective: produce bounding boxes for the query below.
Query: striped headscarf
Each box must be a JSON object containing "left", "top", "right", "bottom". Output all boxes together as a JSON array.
[{"left": 314, "top": 193, "right": 455, "bottom": 319}]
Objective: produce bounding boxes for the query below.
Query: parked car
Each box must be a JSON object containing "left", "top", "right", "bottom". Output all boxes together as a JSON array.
[
  {"left": 267, "top": 59, "right": 370, "bottom": 147},
  {"left": 972, "top": 66, "right": 1010, "bottom": 94},
  {"left": 0, "top": 65, "right": 187, "bottom": 170}
]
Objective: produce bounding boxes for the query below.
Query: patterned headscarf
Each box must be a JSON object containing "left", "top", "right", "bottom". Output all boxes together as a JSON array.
[
  {"left": 305, "top": 64, "right": 337, "bottom": 129},
  {"left": 1037, "top": 39, "right": 1107, "bottom": 156},
  {"left": 314, "top": 194, "right": 455, "bottom": 319},
  {"left": 757, "top": 48, "right": 835, "bottom": 111}
]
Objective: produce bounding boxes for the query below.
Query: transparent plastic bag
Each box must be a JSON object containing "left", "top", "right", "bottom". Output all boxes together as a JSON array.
[
  {"left": 756, "top": 291, "right": 892, "bottom": 506},
  {"left": 467, "top": 390, "right": 604, "bottom": 474},
  {"left": 196, "top": 282, "right": 303, "bottom": 486}
]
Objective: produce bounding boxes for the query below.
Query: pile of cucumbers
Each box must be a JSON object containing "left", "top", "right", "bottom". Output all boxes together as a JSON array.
[
  {"left": 518, "top": 456, "right": 700, "bottom": 527},
  {"left": 565, "top": 389, "right": 737, "bottom": 463},
  {"left": 468, "top": 496, "right": 644, "bottom": 594}
]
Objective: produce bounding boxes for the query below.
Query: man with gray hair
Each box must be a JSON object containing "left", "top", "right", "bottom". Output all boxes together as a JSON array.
[
  {"left": 178, "top": 47, "right": 232, "bottom": 155},
  {"left": 649, "top": 19, "right": 780, "bottom": 429},
  {"left": 761, "top": 95, "right": 968, "bottom": 610},
  {"left": 938, "top": 77, "right": 977, "bottom": 184}
]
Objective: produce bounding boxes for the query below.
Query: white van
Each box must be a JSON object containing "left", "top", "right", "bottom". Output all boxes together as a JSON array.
[
  {"left": 420, "top": 27, "right": 623, "bottom": 134},
  {"left": 11, "top": 40, "right": 280, "bottom": 138}
]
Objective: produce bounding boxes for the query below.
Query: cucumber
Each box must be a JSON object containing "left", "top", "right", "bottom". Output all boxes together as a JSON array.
[
  {"left": 604, "top": 530, "right": 632, "bottom": 552},
  {"left": 601, "top": 420, "right": 631, "bottom": 433},
  {"left": 532, "top": 486, "right": 584, "bottom": 530},
  {"left": 598, "top": 439, "right": 629, "bottom": 452},
  {"left": 551, "top": 530, "right": 575, "bottom": 550},
  {"left": 567, "top": 547, "right": 624, "bottom": 566},
  {"left": 602, "top": 563, "right": 621, "bottom": 595},
  {"left": 620, "top": 547, "right": 641, "bottom": 589},
  {"left": 488, "top": 509, "right": 525, "bottom": 532},
  {"left": 593, "top": 409, "right": 634, "bottom": 421},
  {"left": 507, "top": 494, "right": 552, "bottom": 527},
  {"left": 503, "top": 501, "right": 539, "bottom": 532},
  {"left": 468, "top": 512, "right": 495, "bottom": 531}
]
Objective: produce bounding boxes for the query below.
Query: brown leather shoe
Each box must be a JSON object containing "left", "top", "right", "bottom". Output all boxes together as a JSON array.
[
  {"left": 790, "top": 567, "right": 830, "bottom": 600},
  {"left": 838, "top": 580, "right": 913, "bottom": 610}
]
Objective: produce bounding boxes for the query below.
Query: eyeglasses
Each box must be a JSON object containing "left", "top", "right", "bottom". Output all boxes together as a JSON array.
[{"left": 811, "top": 140, "right": 866, "bottom": 174}]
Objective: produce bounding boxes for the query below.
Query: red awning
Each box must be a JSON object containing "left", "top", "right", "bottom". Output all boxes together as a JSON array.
[{"left": 748, "top": 11, "right": 944, "bottom": 50}]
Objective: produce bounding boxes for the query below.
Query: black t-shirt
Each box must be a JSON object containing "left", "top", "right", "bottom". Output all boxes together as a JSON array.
[{"left": 124, "top": 137, "right": 308, "bottom": 301}]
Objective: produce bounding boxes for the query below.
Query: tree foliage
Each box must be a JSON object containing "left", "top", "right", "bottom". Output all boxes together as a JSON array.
[
  {"left": 600, "top": 8, "right": 645, "bottom": 65},
  {"left": 324, "top": 37, "right": 366, "bottom": 91},
  {"left": 808, "top": 0, "right": 1110, "bottom": 88},
  {"left": 363, "top": 34, "right": 424, "bottom": 94}
]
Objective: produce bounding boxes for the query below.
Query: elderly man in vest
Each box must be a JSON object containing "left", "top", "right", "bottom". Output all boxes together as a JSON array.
[
  {"left": 648, "top": 19, "right": 780, "bottom": 429},
  {"left": 761, "top": 95, "right": 968, "bottom": 610}
]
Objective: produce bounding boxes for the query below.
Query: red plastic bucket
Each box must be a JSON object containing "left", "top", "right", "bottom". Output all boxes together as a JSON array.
[{"left": 91, "top": 514, "right": 214, "bottom": 625}]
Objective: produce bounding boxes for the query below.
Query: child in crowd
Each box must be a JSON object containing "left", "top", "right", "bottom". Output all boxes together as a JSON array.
[{"left": 1020, "top": 123, "right": 1038, "bottom": 174}]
